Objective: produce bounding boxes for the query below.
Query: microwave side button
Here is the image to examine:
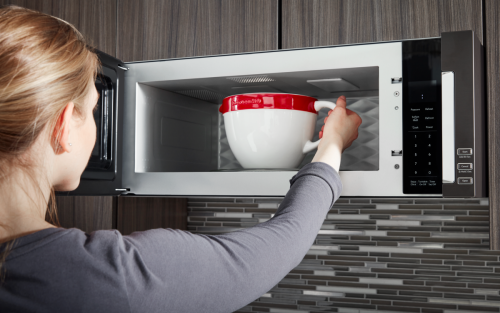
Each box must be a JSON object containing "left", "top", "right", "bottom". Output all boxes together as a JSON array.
[
  {"left": 457, "top": 148, "right": 473, "bottom": 155},
  {"left": 457, "top": 177, "right": 473, "bottom": 185},
  {"left": 457, "top": 163, "right": 473, "bottom": 170}
]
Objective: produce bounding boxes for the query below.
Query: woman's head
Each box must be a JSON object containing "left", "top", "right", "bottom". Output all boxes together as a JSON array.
[{"left": 0, "top": 5, "right": 100, "bottom": 196}]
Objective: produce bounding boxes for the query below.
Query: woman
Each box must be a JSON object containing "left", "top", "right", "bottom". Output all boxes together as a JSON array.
[{"left": 0, "top": 5, "right": 361, "bottom": 313}]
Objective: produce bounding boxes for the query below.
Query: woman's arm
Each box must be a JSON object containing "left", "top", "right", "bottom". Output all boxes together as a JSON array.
[{"left": 118, "top": 162, "right": 341, "bottom": 313}]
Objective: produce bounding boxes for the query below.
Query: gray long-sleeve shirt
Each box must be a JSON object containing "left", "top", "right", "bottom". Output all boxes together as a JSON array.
[{"left": 0, "top": 162, "right": 342, "bottom": 313}]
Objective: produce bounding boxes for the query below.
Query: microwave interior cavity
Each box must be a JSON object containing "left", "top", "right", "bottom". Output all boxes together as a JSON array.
[{"left": 134, "top": 66, "right": 379, "bottom": 173}]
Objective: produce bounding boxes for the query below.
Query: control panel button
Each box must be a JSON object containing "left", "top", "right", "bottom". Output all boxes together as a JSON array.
[
  {"left": 457, "top": 148, "right": 473, "bottom": 155},
  {"left": 458, "top": 177, "right": 473, "bottom": 185},
  {"left": 457, "top": 163, "right": 473, "bottom": 170}
]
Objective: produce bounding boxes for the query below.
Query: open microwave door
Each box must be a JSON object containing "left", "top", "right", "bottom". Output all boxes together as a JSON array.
[{"left": 62, "top": 50, "right": 126, "bottom": 196}]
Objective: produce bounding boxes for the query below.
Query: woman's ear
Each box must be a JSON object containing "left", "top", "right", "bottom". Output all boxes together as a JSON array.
[{"left": 52, "top": 102, "right": 75, "bottom": 154}]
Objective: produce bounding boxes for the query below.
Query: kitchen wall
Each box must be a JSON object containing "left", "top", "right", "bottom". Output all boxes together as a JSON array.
[{"left": 188, "top": 197, "right": 500, "bottom": 313}]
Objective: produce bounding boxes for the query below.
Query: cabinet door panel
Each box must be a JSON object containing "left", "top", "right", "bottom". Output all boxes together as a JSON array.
[
  {"left": 56, "top": 196, "right": 116, "bottom": 233},
  {"left": 116, "top": 198, "right": 187, "bottom": 235},
  {"left": 117, "top": 0, "right": 278, "bottom": 61},
  {"left": 485, "top": 0, "right": 500, "bottom": 250},
  {"left": 282, "top": 0, "right": 482, "bottom": 48},
  {"left": 0, "top": 0, "right": 117, "bottom": 57}
]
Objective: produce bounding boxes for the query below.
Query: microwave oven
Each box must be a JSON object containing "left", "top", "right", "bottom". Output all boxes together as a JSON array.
[{"left": 71, "top": 30, "right": 485, "bottom": 198}]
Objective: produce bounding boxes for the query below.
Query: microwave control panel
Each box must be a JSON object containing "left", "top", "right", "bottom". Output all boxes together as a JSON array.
[{"left": 402, "top": 39, "right": 442, "bottom": 194}]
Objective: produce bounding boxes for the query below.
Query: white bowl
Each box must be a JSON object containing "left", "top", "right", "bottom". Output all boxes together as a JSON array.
[{"left": 224, "top": 109, "right": 316, "bottom": 169}]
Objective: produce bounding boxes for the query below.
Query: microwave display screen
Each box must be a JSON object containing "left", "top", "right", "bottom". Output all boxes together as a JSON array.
[
  {"left": 408, "top": 80, "right": 438, "bottom": 103},
  {"left": 402, "top": 39, "right": 442, "bottom": 194}
]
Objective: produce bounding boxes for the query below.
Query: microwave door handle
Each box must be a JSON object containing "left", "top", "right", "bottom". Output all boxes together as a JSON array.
[{"left": 442, "top": 71, "right": 455, "bottom": 184}]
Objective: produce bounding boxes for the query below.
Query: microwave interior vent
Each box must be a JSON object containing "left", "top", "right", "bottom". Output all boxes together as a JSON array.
[
  {"left": 174, "top": 89, "right": 224, "bottom": 104},
  {"left": 227, "top": 75, "right": 275, "bottom": 84}
]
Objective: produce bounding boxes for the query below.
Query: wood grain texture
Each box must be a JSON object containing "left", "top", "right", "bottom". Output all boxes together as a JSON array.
[
  {"left": 282, "top": 0, "right": 483, "bottom": 48},
  {"left": 56, "top": 196, "right": 116, "bottom": 233},
  {"left": 117, "top": 0, "right": 278, "bottom": 62},
  {"left": 0, "top": 0, "right": 117, "bottom": 56},
  {"left": 485, "top": 0, "right": 500, "bottom": 250},
  {"left": 116, "top": 197, "right": 187, "bottom": 235}
]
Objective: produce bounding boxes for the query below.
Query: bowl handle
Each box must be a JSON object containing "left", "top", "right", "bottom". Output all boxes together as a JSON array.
[{"left": 302, "top": 100, "right": 337, "bottom": 154}]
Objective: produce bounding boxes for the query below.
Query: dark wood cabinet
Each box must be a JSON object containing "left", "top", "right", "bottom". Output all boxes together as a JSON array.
[
  {"left": 116, "top": 0, "right": 278, "bottom": 61},
  {"left": 116, "top": 198, "right": 187, "bottom": 235},
  {"left": 0, "top": 0, "right": 117, "bottom": 57},
  {"left": 485, "top": 0, "right": 500, "bottom": 249},
  {"left": 282, "top": 0, "right": 483, "bottom": 47},
  {"left": 56, "top": 196, "right": 116, "bottom": 232}
]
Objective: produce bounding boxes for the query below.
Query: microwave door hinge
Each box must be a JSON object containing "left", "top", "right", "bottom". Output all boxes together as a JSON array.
[{"left": 442, "top": 71, "right": 455, "bottom": 184}]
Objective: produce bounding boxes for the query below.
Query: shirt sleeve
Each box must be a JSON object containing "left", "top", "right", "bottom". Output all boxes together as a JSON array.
[{"left": 118, "top": 162, "right": 342, "bottom": 313}]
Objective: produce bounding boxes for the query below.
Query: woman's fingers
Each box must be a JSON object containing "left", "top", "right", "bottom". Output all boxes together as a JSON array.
[
  {"left": 316, "top": 95, "right": 363, "bottom": 153},
  {"left": 324, "top": 97, "right": 347, "bottom": 124},
  {"left": 335, "top": 95, "right": 347, "bottom": 109},
  {"left": 319, "top": 131, "right": 323, "bottom": 139}
]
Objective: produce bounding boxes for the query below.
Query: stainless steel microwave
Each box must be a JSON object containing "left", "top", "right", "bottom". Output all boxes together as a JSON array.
[{"left": 70, "top": 30, "right": 485, "bottom": 198}]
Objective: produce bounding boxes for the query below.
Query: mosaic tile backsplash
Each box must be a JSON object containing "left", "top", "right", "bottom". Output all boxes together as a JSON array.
[{"left": 187, "top": 197, "right": 500, "bottom": 313}]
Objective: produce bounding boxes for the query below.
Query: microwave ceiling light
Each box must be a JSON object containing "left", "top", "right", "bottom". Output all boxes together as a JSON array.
[
  {"left": 227, "top": 75, "right": 275, "bottom": 84},
  {"left": 307, "top": 78, "right": 360, "bottom": 93}
]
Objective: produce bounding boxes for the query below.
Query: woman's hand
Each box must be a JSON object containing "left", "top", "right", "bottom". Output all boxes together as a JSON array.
[{"left": 311, "top": 95, "right": 362, "bottom": 172}]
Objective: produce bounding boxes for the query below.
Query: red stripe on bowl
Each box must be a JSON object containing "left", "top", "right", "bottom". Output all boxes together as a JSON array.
[{"left": 219, "top": 93, "right": 317, "bottom": 114}]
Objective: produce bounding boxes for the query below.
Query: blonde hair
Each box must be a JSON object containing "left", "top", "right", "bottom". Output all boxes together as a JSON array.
[{"left": 0, "top": 5, "right": 99, "bottom": 273}]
